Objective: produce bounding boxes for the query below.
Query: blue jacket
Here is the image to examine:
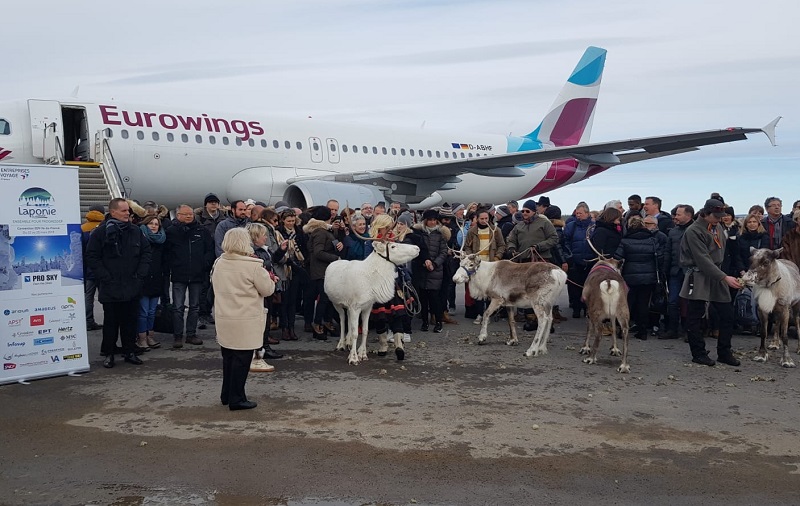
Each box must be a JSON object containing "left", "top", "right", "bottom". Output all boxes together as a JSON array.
[{"left": 563, "top": 217, "right": 594, "bottom": 266}]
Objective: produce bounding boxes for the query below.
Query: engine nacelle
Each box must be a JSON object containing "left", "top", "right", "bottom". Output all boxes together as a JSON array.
[{"left": 283, "top": 180, "right": 385, "bottom": 209}]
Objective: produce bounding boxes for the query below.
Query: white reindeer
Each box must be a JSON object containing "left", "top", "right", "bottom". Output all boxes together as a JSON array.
[
  {"left": 325, "top": 240, "right": 419, "bottom": 365},
  {"left": 452, "top": 254, "right": 567, "bottom": 357}
]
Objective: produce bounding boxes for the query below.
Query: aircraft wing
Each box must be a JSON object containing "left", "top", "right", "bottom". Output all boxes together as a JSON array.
[{"left": 287, "top": 119, "right": 779, "bottom": 201}]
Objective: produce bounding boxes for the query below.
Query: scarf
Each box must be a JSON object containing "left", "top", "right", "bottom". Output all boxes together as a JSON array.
[
  {"left": 140, "top": 224, "right": 166, "bottom": 244},
  {"left": 424, "top": 224, "right": 440, "bottom": 234}
]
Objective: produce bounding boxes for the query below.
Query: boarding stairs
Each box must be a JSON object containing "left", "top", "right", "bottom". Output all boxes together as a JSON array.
[{"left": 42, "top": 125, "right": 127, "bottom": 215}]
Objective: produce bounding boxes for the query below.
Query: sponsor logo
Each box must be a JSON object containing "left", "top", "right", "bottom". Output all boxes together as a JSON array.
[
  {"left": 34, "top": 306, "right": 56, "bottom": 312},
  {"left": 2, "top": 310, "right": 6, "bottom": 316},
  {"left": 6, "top": 341, "right": 25, "bottom": 347},
  {"left": 24, "top": 273, "right": 60, "bottom": 286},
  {"left": 58, "top": 326, "right": 73, "bottom": 333},
  {"left": 40, "top": 347, "right": 64, "bottom": 355},
  {"left": 33, "top": 337, "right": 54, "bottom": 346},
  {"left": 2, "top": 354, "right": 10, "bottom": 360},
  {"left": 67, "top": 344, "right": 81, "bottom": 351},
  {"left": 62, "top": 353, "right": 82, "bottom": 360},
  {"left": 11, "top": 330, "right": 34, "bottom": 338},
  {"left": 50, "top": 355, "right": 60, "bottom": 363},
  {"left": 65, "top": 312, "right": 76, "bottom": 321},
  {"left": 60, "top": 296, "right": 77, "bottom": 310},
  {"left": 60, "top": 334, "right": 77, "bottom": 341},
  {"left": 0, "top": 165, "right": 27, "bottom": 177},
  {"left": 18, "top": 187, "right": 57, "bottom": 218},
  {"left": 4, "top": 363, "right": 16, "bottom": 370},
  {"left": 30, "top": 315, "right": 45, "bottom": 326},
  {"left": 4, "top": 351, "right": 38, "bottom": 359},
  {"left": 37, "top": 328, "right": 52, "bottom": 335},
  {"left": 7, "top": 318, "right": 22, "bottom": 327},
  {"left": 19, "top": 360, "right": 48, "bottom": 367},
  {"left": 3, "top": 308, "right": 29, "bottom": 315}
]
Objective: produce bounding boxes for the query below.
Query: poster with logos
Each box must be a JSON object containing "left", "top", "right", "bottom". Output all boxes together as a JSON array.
[{"left": 1, "top": 164, "right": 89, "bottom": 385}]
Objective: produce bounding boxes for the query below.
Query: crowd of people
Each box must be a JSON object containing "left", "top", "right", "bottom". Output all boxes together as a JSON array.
[{"left": 81, "top": 191, "right": 800, "bottom": 407}]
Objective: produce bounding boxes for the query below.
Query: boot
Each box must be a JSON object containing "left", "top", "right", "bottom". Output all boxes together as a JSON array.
[
  {"left": 135, "top": 333, "right": 149, "bottom": 351},
  {"left": 442, "top": 312, "right": 459, "bottom": 325},
  {"left": 552, "top": 306, "right": 567, "bottom": 323},
  {"left": 281, "top": 328, "right": 291, "bottom": 341},
  {"left": 172, "top": 335, "right": 183, "bottom": 349},
  {"left": 288, "top": 327, "right": 299, "bottom": 341},
  {"left": 145, "top": 331, "right": 161, "bottom": 348},
  {"left": 123, "top": 353, "right": 143, "bottom": 365},
  {"left": 263, "top": 344, "right": 283, "bottom": 360}
]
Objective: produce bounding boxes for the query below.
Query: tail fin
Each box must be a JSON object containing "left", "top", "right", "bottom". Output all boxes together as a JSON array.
[{"left": 526, "top": 46, "right": 606, "bottom": 147}]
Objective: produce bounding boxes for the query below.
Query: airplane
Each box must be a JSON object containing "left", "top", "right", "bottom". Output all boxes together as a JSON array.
[{"left": 0, "top": 46, "right": 780, "bottom": 210}]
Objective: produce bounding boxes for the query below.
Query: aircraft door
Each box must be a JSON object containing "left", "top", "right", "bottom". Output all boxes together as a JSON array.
[
  {"left": 326, "top": 138, "right": 340, "bottom": 164},
  {"left": 28, "top": 99, "right": 64, "bottom": 160},
  {"left": 309, "top": 137, "right": 323, "bottom": 163}
]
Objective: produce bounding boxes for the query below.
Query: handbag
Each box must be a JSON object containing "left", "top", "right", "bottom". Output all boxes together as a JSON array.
[
  {"left": 649, "top": 238, "right": 668, "bottom": 314},
  {"left": 153, "top": 303, "right": 175, "bottom": 334}
]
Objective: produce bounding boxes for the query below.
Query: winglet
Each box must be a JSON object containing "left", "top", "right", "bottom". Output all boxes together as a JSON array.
[{"left": 762, "top": 116, "right": 781, "bottom": 147}]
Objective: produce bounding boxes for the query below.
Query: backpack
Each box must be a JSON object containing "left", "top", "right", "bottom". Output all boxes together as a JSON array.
[{"left": 734, "top": 287, "right": 760, "bottom": 327}]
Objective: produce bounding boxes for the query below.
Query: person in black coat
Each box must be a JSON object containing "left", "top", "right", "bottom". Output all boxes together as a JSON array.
[
  {"left": 137, "top": 216, "right": 167, "bottom": 349},
  {"left": 164, "top": 205, "right": 215, "bottom": 348},
  {"left": 85, "top": 198, "right": 152, "bottom": 367},
  {"left": 589, "top": 207, "right": 623, "bottom": 262},
  {"left": 734, "top": 213, "right": 771, "bottom": 275},
  {"left": 614, "top": 215, "right": 665, "bottom": 340}
]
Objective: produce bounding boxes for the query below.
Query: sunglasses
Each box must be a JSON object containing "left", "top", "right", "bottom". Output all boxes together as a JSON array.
[{"left": 521, "top": 209, "right": 533, "bottom": 213}]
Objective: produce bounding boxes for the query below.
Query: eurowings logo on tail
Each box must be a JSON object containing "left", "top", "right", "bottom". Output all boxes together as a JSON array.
[{"left": 0, "top": 147, "right": 13, "bottom": 161}]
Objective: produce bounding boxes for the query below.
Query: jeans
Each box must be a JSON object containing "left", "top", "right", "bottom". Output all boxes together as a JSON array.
[
  {"left": 138, "top": 296, "right": 160, "bottom": 333},
  {"left": 85, "top": 278, "right": 98, "bottom": 324},
  {"left": 172, "top": 281, "right": 202, "bottom": 337}
]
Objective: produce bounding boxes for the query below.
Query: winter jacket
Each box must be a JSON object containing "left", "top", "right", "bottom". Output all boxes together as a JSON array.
[
  {"left": 344, "top": 233, "right": 373, "bottom": 261},
  {"left": 679, "top": 216, "right": 730, "bottom": 303},
  {"left": 464, "top": 224, "right": 506, "bottom": 261},
  {"left": 563, "top": 217, "right": 594, "bottom": 266},
  {"left": 614, "top": 229, "right": 666, "bottom": 286},
  {"left": 762, "top": 214, "right": 796, "bottom": 250},
  {"left": 85, "top": 220, "right": 152, "bottom": 303},
  {"left": 734, "top": 230, "right": 769, "bottom": 274},
  {"left": 506, "top": 215, "right": 559, "bottom": 260},
  {"left": 589, "top": 220, "right": 622, "bottom": 260},
  {"left": 664, "top": 220, "right": 693, "bottom": 278},
  {"left": 164, "top": 221, "right": 215, "bottom": 284},
  {"left": 304, "top": 218, "right": 341, "bottom": 281},
  {"left": 141, "top": 241, "right": 166, "bottom": 297},
  {"left": 652, "top": 211, "right": 674, "bottom": 234},
  {"left": 214, "top": 215, "right": 250, "bottom": 257},
  {"left": 194, "top": 206, "right": 226, "bottom": 239},
  {"left": 412, "top": 224, "right": 449, "bottom": 290},
  {"left": 212, "top": 253, "right": 275, "bottom": 350}
]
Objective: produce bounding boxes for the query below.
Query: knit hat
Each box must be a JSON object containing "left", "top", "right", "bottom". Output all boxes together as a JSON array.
[
  {"left": 422, "top": 209, "right": 439, "bottom": 221},
  {"left": 204, "top": 193, "right": 220, "bottom": 205},
  {"left": 397, "top": 211, "right": 414, "bottom": 227},
  {"left": 88, "top": 204, "right": 105, "bottom": 214},
  {"left": 535, "top": 196, "right": 550, "bottom": 207},
  {"left": 544, "top": 205, "right": 562, "bottom": 220},
  {"left": 724, "top": 206, "right": 736, "bottom": 218},
  {"left": 451, "top": 202, "right": 465, "bottom": 214},
  {"left": 438, "top": 203, "right": 454, "bottom": 218},
  {"left": 244, "top": 198, "right": 256, "bottom": 207},
  {"left": 523, "top": 200, "right": 537, "bottom": 211},
  {"left": 311, "top": 206, "right": 332, "bottom": 222},
  {"left": 495, "top": 205, "right": 509, "bottom": 219},
  {"left": 703, "top": 199, "right": 727, "bottom": 218}
]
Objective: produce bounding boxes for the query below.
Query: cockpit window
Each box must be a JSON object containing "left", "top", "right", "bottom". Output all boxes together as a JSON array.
[{"left": 0, "top": 119, "right": 10, "bottom": 135}]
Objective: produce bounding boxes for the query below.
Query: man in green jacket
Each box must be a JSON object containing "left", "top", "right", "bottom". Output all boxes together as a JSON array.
[
  {"left": 679, "top": 199, "right": 742, "bottom": 366},
  {"left": 506, "top": 200, "right": 559, "bottom": 262}
]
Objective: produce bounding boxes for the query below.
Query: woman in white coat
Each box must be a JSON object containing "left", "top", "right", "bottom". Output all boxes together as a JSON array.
[{"left": 212, "top": 228, "right": 276, "bottom": 411}]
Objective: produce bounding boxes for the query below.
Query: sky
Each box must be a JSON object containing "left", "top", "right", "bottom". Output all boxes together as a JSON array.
[{"left": 3, "top": 0, "right": 798, "bottom": 215}]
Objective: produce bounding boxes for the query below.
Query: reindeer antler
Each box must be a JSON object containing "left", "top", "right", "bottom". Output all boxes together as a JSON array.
[{"left": 585, "top": 224, "right": 610, "bottom": 263}]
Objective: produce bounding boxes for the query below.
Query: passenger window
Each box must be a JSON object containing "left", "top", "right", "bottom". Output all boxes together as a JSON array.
[
  {"left": 381, "top": 147, "right": 387, "bottom": 155},
  {"left": 0, "top": 118, "right": 10, "bottom": 135},
  {"left": 196, "top": 135, "right": 203, "bottom": 144},
  {"left": 167, "top": 133, "right": 174, "bottom": 142},
  {"left": 296, "top": 141, "right": 302, "bottom": 150},
  {"left": 362, "top": 146, "right": 368, "bottom": 154},
  {"left": 352, "top": 145, "right": 358, "bottom": 153},
  {"left": 136, "top": 131, "right": 144, "bottom": 140},
  {"left": 181, "top": 134, "right": 189, "bottom": 143},
  {"left": 152, "top": 132, "right": 160, "bottom": 141},
  {"left": 313, "top": 141, "right": 320, "bottom": 150},
  {"left": 249, "top": 139, "right": 255, "bottom": 147},
  {"left": 273, "top": 140, "right": 279, "bottom": 148},
  {"left": 105, "top": 128, "right": 113, "bottom": 138},
  {"left": 400, "top": 148, "right": 406, "bottom": 156},
  {"left": 444, "top": 151, "right": 449, "bottom": 158},
  {"left": 409, "top": 149, "right": 414, "bottom": 157},
  {"left": 261, "top": 139, "right": 267, "bottom": 148},
  {"left": 460, "top": 152, "right": 465, "bottom": 158},
  {"left": 121, "top": 129, "right": 129, "bottom": 139},
  {"left": 468, "top": 152, "right": 473, "bottom": 158},
  {"left": 372, "top": 146, "right": 377, "bottom": 154},
  {"left": 435, "top": 151, "right": 440, "bottom": 158},
  {"left": 342, "top": 144, "right": 348, "bottom": 153},
  {"left": 223, "top": 137, "right": 230, "bottom": 145},
  {"left": 210, "top": 136, "right": 216, "bottom": 145},
  {"left": 391, "top": 148, "right": 396, "bottom": 155},
  {"left": 285, "top": 140, "right": 291, "bottom": 149},
  {"left": 427, "top": 150, "right": 432, "bottom": 158},
  {"left": 236, "top": 138, "right": 242, "bottom": 146},
  {"left": 329, "top": 143, "right": 336, "bottom": 152}
]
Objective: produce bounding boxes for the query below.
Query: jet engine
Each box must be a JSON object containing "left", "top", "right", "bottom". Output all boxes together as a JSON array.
[{"left": 283, "top": 180, "right": 385, "bottom": 209}]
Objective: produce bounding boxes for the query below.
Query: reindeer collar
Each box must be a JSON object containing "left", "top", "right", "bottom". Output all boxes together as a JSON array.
[
  {"left": 458, "top": 264, "right": 478, "bottom": 278},
  {"left": 767, "top": 276, "right": 782, "bottom": 287}
]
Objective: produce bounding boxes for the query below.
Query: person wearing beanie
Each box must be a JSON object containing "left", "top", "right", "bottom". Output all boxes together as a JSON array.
[
  {"left": 535, "top": 196, "right": 550, "bottom": 215},
  {"left": 82, "top": 205, "right": 107, "bottom": 331},
  {"left": 214, "top": 200, "right": 251, "bottom": 257},
  {"left": 436, "top": 205, "right": 460, "bottom": 322},
  {"left": 463, "top": 207, "right": 507, "bottom": 324},
  {"left": 194, "top": 192, "right": 225, "bottom": 326},
  {"left": 397, "top": 211, "right": 414, "bottom": 228},
  {"left": 451, "top": 202, "right": 466, "bottom": 220},
  {"left": 506, "top": 200, "right": 558, "bottom": 262}
]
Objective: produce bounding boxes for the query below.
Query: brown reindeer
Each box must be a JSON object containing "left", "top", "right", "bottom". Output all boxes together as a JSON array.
[{"left": 579, "top": 257, "right": 631, "bottom": 373}]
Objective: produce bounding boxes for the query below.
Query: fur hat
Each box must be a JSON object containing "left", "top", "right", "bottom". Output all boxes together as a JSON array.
[
  {"left": 311, "top": 206, "right": 332, "bottom": 222},
  {"left": 422, "top": 209, "right": 439, "bottom": 221},
  {"left": 523, "top": 200, "right": 537, "bottom": 211},
  {"left": 544, "top": 205, "right": 562, "bottom": 220}
]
